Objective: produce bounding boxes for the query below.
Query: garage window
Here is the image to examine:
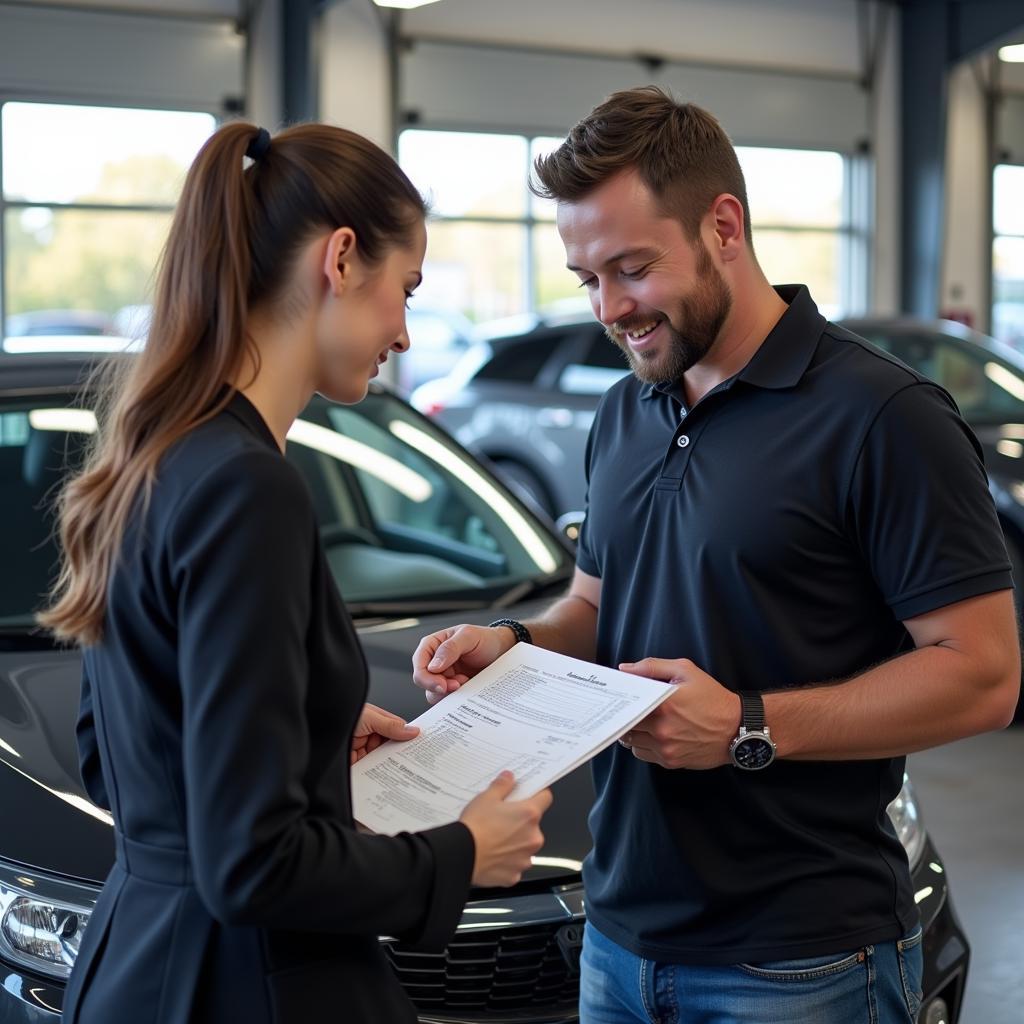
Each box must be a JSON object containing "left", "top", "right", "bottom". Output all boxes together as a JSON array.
[
  {"left": 399, "top": 128, "right": 863, "bottom": 326},
  {"left": 993, "top": 164, "right": 1024, "bottom": 349},
  {"left": 0, "top": 101, "right": 216, "bottom": 344}
]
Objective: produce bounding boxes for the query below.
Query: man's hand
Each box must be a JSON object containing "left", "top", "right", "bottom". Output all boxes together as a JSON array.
[
  {"left": 617, "top": 658, "right": 742, "bottom": 769},
  {"left": 351, "top": 703, "right": 419, "bottom": 765},
  {"left": 411, "top": 624, "right": 517, "bottom": 705}
]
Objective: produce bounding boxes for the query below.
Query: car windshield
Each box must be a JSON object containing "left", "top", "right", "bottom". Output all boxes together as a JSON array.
[{"left": 0, "top": 387, "right": 572, "bottom": 632}]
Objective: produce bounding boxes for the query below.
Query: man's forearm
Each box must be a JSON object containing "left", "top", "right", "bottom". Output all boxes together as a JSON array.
[
  {"left": 520, "top": 593, "right": 598, "bottom": 663},
  {"left": 767, "top": 642, "right": 1019, "bottom": 761}
]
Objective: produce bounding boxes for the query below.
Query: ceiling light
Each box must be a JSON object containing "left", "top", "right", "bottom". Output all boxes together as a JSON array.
[
  {"left": 998, "top": 43, "right": 1024, "bottom": 62},
  {"left": 373, "top": 0, "right": 444, "bottom": 9}
]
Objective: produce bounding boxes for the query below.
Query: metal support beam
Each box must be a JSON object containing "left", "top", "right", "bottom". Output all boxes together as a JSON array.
[
  {"left": 898, "top": 0, "right": 1024, "bottom": 316},
  {"left": 900, "top": 1, "right": 950, "bottom": 316},
  {"left": 281, "top": 0, "right": 324, "bottom": 123}
]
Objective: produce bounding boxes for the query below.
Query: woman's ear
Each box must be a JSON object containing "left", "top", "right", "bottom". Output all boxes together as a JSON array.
[{"left": 323, "top": 226, "right": 358, "bottom": 296}]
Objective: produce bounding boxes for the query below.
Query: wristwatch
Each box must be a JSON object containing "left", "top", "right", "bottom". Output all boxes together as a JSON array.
[{"left": 728, "top": 691, "right": 777, "bottom": 770}]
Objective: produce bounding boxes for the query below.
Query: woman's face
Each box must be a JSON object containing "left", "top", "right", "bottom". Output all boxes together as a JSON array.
[{"left": 314, "top": 219, "right": 427, "bottom": 404}]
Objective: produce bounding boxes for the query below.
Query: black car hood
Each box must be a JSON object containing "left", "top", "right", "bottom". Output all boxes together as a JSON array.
[{"left": 0, "top": 601, "right": 594, "bottom": 885}]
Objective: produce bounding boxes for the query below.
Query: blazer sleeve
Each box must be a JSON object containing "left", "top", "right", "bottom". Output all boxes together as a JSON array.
[
  {"left": 169, "top": 449, "right": 474, "bottom": 944},
  {"left": 76, "top": 660, "right": 110, "bottom": 811}
]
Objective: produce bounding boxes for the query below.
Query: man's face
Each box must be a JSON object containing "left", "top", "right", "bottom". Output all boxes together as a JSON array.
[{"left": 557, "top": 169, "right": 732, "bottom": 384}]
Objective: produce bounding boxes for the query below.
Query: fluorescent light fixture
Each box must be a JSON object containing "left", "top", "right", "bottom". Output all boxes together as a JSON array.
[
  {"left": 28, "top": 409, "right": 98, "bottom": 434},
  {"left": 373, "top": 0, "right": 444, "bottom": 8},
  {"left": 997, "top": 439, "right": 1024, "bottom": 459},
  {"left": 985, "top": 361, "right": 1024, "bottom": 401},
  {"left": 286, "top": 418, "right": 433, "bottom": 503},
  {"left": 998, "top": 43, "right": 1024, "bottom": 62},
  {"left": 387, "top": 419, "right": 560, "bottom": 573}
]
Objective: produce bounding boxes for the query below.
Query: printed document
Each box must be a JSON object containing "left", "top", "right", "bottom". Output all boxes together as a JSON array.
[{"left": 352, "top": 643, "right": 676, "bottom": 835}]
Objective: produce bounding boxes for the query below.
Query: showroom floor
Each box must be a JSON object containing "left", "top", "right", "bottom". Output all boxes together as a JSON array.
[{"left": 908, "top": 726, "right": 1024, "bottom": 1024}]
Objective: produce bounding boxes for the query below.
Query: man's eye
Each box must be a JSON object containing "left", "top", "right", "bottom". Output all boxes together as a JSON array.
[{"left": 621, "top": 267, "right": 647, "bottom": 279}]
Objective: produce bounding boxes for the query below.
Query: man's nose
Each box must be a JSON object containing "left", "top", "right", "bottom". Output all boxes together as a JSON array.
[{"left": 595, "top": 281, "right": 634, "bottom": 328}]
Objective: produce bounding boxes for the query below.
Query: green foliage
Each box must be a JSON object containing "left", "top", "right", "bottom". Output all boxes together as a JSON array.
[{"left": 5, "top": 154, "right": 182, "bottom": 317}]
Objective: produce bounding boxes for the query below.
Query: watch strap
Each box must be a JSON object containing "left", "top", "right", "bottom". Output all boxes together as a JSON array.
[
  {"left": 739, "top": 690, "right": 766, "bottom": 732},
  {"left": 488, "top": 618, "right": 533, "bottom": 646}
]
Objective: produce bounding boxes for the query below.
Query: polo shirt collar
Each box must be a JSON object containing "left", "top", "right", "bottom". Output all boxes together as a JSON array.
[{"left": 640, "top": 284, "right": 825, "bottom": 401}]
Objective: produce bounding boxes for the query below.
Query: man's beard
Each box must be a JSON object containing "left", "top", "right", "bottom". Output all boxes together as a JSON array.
[{"left": 606, "top": 240, "right": 732, "bottom": 385}]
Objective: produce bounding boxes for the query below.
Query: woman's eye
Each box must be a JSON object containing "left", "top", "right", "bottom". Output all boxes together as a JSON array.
[{"left": 578, "top": 278, "right": 597, "bottom": 290}]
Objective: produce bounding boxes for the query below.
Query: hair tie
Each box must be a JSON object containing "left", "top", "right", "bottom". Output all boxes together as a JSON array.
[{"left": 246, "top": 127, "right": 272, "bottom": 162}]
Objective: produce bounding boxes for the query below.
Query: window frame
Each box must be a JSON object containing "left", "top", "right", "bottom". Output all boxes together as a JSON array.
[
  {"left": 0, "top": 96, "right": 220, "bottom": 332},
  {"left": 398, "top": 126, "right": 872, "bottom": 321},
  {"left": 992, "top": 162, "right": 1024, "bottom": 347}
]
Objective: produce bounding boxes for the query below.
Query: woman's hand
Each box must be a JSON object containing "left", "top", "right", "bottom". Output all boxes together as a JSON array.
[{"left": 350, "top": 703, "right": 419, "bottom": 765}]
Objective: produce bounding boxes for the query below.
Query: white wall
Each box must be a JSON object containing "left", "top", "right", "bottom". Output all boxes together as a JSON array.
[
  {"left": 246, "top": 0, "right": 283, "bottom": 130},
  {"left": 403, "top": 0, "right": 863, "bottom": 75},
  {"left": 0, "top": 3, "right": 243, "bottom": 112},
  {"left": 941, "top": 60, "right": 991, "bottom": 328},
  {"left": 871, "top": 5, "right": 901, "bottom": 315},
  {"left": 320, "top": 0, "right": 392, "bottom": 149}
]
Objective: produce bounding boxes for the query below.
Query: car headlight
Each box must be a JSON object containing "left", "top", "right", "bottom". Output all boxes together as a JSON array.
[
  {"left": 887, "top": 773, "right": 926, "bottom": 869},
  {"left": 0, "top": 862, "right": 98, "bottom": 980}
]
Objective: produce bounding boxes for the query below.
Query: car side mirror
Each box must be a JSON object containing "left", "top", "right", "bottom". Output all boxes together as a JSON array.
[{"left": 555, "top": 511, "right": 584, "bottom": 545}]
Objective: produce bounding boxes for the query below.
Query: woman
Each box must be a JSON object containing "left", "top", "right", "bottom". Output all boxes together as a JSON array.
[{"left": 41, "top": 122, "right": 551, "bottom": 1024}]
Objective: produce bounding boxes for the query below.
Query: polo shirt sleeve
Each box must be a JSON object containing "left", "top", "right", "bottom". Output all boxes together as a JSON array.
[{"left": 846, "top": 381, "right": 1013, "bottom": 621}]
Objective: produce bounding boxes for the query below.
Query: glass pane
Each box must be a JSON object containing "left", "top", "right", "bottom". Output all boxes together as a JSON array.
[
  {"left": 399, "top": 130, "right": 527, "bottom": 218},
  {"left": 738, "top": 148, "right": 844, "bottom": 229},
  {"left": 293, "top": 394, "right": 566, "bottom": 598},
  {"left": 994, "top": 164, "right": 1024, "bottom": 237},
  {"left": 2, "top": 103, "right": 215, "bottom": 205},
  {"left": 530, "top": 136, "right": 567, "bottom": 221},
  {"left": 753, "top": 229, "right": 841, "bottom": 318},
  {"left": 534, "top": 222, "right": 590, "bottom": 316},
  {"left": 418, "top": 221, "right": 526, "bottom": 323},
  {"left": 993, "top": 235, "right": 1024, "bottom": 350},
  {"left": 5, "top": 207, "right": 170, "bottom": 338}
]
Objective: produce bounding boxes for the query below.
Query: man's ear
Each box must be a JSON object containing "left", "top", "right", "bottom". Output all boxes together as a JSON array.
[
  {"left": 707, "top": 194, "right": 746, "bottom": 263},
  {"left": 323, "top": 226, "right": 359, "bottom": 296}
]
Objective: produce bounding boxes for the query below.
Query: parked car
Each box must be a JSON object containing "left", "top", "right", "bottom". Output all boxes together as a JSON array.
[
  {"left": 0, "top": 353, "right": 968, "bottom": 1023},
  {"left": 411, "top": 314, "right": 625, "bottom": 516},
  {"left": 4, "top": 310, "right": 116, "bottom": 339},
  {"left": 395, "top": 306, "right": 477, "bottom": 394}
]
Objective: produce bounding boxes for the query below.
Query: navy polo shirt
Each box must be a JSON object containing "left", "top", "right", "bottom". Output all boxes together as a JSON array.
[{"left": 577, "top": 285, "right": 1012, "bottom": 965}]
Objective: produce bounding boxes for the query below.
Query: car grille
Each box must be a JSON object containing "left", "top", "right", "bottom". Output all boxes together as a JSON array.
[{"left": 383, "top": 920, "right": 581, "bottom": 1020}]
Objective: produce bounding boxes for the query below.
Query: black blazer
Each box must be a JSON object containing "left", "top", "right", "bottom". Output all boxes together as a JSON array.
[{"left": 64, "top": 392, "right": 474, "bottom": 1024}]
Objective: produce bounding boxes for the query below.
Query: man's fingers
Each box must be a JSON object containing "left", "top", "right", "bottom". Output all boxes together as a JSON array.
[{"left": 618, "top": 657, "right": 689, "bottom": 682}]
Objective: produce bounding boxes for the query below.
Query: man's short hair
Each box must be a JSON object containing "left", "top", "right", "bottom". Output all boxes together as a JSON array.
[{"left": 531, "top": 86, "right": 752, "bottom": 244}]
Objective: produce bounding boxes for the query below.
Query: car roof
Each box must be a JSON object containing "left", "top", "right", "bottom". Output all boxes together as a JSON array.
[
  {"left": 0, "top": 352, "right": 110, "bottom": 394},
  {"left": 839, "top": 315, "right": 1024, "bottom": 369}
]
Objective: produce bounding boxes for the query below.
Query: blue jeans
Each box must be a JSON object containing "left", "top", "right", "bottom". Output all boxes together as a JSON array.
[{"left": 579, "top": 921, "right": 924, "bottom": 1024}]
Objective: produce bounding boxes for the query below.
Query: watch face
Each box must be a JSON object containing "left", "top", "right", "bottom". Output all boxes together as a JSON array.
[{"left": 732, "top": 735, "right": 775, "bottom": 770}]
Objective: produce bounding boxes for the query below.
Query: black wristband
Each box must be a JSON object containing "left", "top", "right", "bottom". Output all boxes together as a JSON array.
[
  {"left": 739, "top": 691, "right": 766, "bottom": 731},
  {"left": 488, "top": 618, "right": 533, "bottom": 646}
]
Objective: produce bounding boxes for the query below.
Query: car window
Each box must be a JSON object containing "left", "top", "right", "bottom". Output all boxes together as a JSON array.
[
  {"left": 474, "top": 337, "right": 553, "bottom": 383},
  {"left": 558, "top": 331, "right": 630, "bottom": 395},
  {"left": 0, "top": 388, "right": 571, "bottom": 627},
  {"left": 861, "top": 330, "right": 1024, "bottom": 418},
  {"left": 0, "top": 406, "right": 92, "bottom": 626}
]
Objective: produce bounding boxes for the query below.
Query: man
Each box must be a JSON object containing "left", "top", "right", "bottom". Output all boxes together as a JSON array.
[{"left": 411, "top": 87, "right": 1020, "bottom": 1023}]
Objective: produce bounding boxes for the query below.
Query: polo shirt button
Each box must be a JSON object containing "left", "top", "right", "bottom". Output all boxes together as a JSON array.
[{"left": 677, "top": 434, "right": 690, "bottom": 448}]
